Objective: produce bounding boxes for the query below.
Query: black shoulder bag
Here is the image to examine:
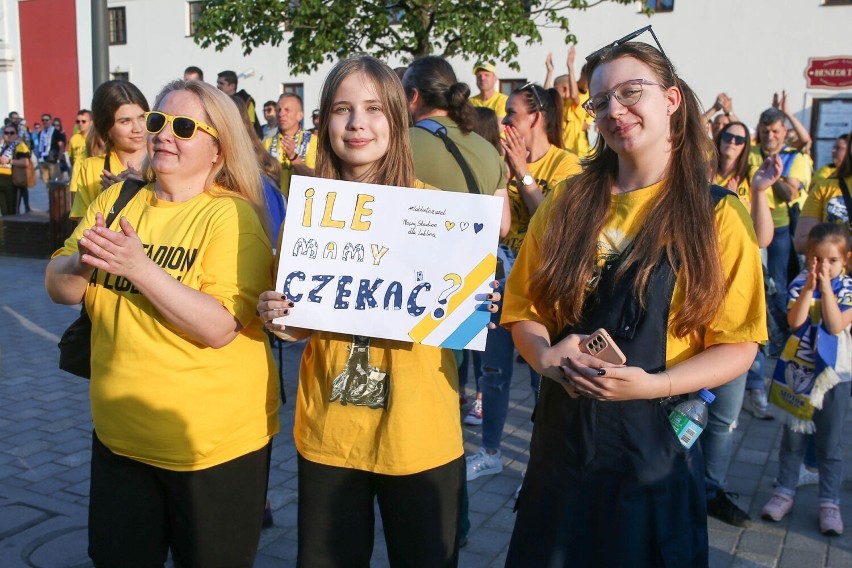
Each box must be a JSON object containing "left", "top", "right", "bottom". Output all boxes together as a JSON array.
[
  {"left": 413, "top": 119, "right": 481, "bottom": 194},
  {"left": 58, "top": 179, "right": 146, "bottom": 379}
]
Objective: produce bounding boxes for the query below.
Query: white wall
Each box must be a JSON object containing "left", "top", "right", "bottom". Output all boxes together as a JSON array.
[
  {"left": 0, "top": 0, "right": 24, "bottom": 117},
  {"left": 105, "top": 0, "right": 850, "bottom": 138}
]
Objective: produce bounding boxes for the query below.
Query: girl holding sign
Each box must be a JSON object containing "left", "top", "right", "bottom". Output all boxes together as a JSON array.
[
  {"left": 500, "top": 31, "right": 766, "bottom": 565},
  {"left": 258, "top": 56, "right": 497, "bottom": 567}
]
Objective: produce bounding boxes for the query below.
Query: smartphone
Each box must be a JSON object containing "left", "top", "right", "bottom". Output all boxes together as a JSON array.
[{"left": 584, "top": 328, "right": 627, "bottom": 366}]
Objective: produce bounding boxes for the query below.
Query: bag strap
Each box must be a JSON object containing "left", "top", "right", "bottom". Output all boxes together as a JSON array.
[
  {"left": 838, "top": 177, "right": 852, "bottom": 232},
  {"left": 106, "top": 179, "right": 146, "bottom": 227},
  {"left": 414, "top": 119, "right": 480, "bottom": 194}
]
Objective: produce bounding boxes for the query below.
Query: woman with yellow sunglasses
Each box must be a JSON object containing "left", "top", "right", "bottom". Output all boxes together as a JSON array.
[{"left": 46, "top": 80, "right": 278, "bottom": 566}]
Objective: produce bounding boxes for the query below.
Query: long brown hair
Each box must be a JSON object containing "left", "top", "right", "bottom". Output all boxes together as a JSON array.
[
  {"left": 230, "top": 95, "right": 282, "bottom": 184},
  {"left": 530, "top": 42, "right": 724, "bottom": 338},
  {"left": 833, "top": 129, "right": 852, "bottom": 180},
  {"left": 314, "top": 56, "right": 415, "bottom": 187},
  {"left": 713, "top": 121, "right": 751, "bottom": 185}
]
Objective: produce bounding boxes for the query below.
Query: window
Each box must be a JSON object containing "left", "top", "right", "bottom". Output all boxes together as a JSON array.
[
  {"left": 500, "top": 79, "right": 527, "bottom": 96},
  {"left": 187, "top": 2, "right": 203, "bottom": 36},
  {"left": 646, "top": 0, "right": 674, "bottom": 11},
  {"left": 281, "top": 83, "right": 305, "bottom": 102},
  {"left": 108, "top": 7, "right": 127, "bottom": 45},
  {"left": 111, "top": 71, "right": 129, "bottom": 81}
]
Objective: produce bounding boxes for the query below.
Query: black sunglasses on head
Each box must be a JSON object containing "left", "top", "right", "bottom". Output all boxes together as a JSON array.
[
  {"left": 519, "top": 82, "right": 544, "bottom": 111},
  {"left": 586, "top": 25, "right": 676, "bottom": 80}
]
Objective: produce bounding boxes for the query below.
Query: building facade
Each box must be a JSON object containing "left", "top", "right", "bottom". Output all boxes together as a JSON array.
[{"left": 1, "top": 0, "right": 850, "bottom": 167}]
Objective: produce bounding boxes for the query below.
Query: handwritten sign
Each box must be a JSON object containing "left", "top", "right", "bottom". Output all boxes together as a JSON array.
[{"left": 273, "top": 176, "right": 503, "bottom": 350}]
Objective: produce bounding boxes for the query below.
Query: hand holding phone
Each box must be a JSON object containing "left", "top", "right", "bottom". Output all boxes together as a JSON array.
[{"left": 583, "top": 328, "right": 627, "bottom": 366}]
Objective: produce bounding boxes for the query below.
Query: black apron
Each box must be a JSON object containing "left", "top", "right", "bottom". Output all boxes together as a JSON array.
[{"left": 505, "top": 187, "right": 731, "bottom": 568}]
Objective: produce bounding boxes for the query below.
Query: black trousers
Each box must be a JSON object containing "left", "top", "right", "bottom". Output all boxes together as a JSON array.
[
  {"left": 88, "top": 432, "right": 271, "bottom": 568},
  {"left": 0, "top": 175, "right": 15, "bottom": 216},
  {"left": 297, "top": 453, "right": 464, "bottom": 568}
]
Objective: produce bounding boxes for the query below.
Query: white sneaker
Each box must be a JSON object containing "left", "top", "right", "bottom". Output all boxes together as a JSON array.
[
  {"left": 466, "top": 448, "right": 503, "bottom": 480},
  {"left": 797, "top": 464, "right": 819, "bottom": 487},
  {"left": 743, "top": 388, "right": 773, "bottom": 420},
  {"left": 463, "top": 398, "right": 483, "bottom": 425}
]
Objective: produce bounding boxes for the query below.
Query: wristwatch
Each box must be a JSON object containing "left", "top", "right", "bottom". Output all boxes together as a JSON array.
[{"left": 521, "top": 174, "right": 535, "bottom": 187}]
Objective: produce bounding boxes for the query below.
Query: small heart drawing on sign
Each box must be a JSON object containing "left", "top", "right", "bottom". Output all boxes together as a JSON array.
[
  {"left": 445, "top": 221, "right": 455, "bottom": 230},
  {"left": 460, "top": 222, "right": 469, "bottom": 231},
  {"left": 474, "top": 223, "right": 484, "bottom": 233}
]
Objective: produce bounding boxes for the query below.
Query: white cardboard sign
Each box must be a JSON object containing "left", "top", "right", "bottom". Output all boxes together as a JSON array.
[{"left": 273, "top": 176, "right": 503, "bottom": 350}]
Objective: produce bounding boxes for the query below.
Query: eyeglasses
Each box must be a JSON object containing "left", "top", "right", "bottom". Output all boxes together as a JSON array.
[
  {"left": 76, "top": 119, "right": 88, "bottom": 124},
  {"left": 519, "top": 82, "right": 544, "bottom": 112},
  {"left": 586, "top": 25, "right": 676, "bottom": 83},
  {"left": 41, "top": 118, "right": 50, "bottom": 122},
  {"left": 720, "top": 131, "right": 748, "bottom": 146},
  {"left": 3, "top": 130, "right": 16, "bottom": 135},
  {"left": 582, "top": 79, "right": 663, "bottom": 118},
  {"left": 144, "top": 111, "right": 219, "bottom": 140}
]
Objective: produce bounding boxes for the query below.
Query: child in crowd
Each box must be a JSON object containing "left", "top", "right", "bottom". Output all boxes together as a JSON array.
[{"left": 762, "top": 223, "right": 852, "bottom": 535}]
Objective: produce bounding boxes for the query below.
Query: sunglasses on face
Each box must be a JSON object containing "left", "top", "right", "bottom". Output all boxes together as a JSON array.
[
  {"left": 720, "top": 131, "right": 748, "bottom": 146},
  {"left": 582, "top": 79, "right": 663, "bottom": 118},
  {"left": 144, "top": 111, "right": 219, "bottom": 140},
  {"left": 3, "top": 130, "right": 16, "bottom": 135}
]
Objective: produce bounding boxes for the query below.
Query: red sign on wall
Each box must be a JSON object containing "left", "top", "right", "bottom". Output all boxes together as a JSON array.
[{"left": 805, "top": 57, "right": 852, "bottom": 89}]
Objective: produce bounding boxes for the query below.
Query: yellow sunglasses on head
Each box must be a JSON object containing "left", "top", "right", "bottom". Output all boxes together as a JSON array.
[{"left": 144, "top": 111, "right": 219, "bottom": 140}]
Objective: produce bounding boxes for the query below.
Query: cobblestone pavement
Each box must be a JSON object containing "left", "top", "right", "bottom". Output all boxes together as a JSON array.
[{"left": 1, "top": 187, "right": 851, "bottom": 567}]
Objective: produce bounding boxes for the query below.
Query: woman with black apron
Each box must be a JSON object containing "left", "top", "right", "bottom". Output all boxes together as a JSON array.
[{"left": 502, "top": 29, "right": 767, "bottom": 567}]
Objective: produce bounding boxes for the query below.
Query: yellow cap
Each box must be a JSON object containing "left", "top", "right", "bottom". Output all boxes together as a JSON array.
[{"left": 473, "top": 62, "right": 497, "bottom": 74}]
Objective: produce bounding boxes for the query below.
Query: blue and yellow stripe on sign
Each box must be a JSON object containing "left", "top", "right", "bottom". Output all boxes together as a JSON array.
[{"left": 408, "top": 253, "right": 496, "bottom": 347}]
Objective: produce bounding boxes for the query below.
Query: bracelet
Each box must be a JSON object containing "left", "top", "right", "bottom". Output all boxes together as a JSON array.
[
  {"left": 288, "top": 153, "right": 298, "bottom": 162},
  {"left": 662, "top": 370, "right": 672, "bottom": 398}
]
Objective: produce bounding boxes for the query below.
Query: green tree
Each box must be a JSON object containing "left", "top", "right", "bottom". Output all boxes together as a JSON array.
[{"left": 193, "top": 1, "right": 644, "bottom": 75}]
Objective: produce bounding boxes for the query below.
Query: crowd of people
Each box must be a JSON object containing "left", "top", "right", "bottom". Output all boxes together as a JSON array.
[
  {"left": 0, "top": 110, "right": 75, "bottom": 215},
  {"left": 33, "top": 24, "right": 852, "bottom": 567}
]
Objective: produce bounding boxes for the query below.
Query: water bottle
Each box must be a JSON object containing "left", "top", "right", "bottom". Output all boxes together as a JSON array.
[{"left": 668, "top": 388, "right": 715, "bottom": 449}]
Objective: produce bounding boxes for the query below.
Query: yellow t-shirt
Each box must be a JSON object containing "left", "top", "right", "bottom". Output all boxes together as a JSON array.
[
  {"left": 749, "top": 145, "right": 811, "bottom": 228},
  {"left": 0, "top": 140, "right": 30, "bottom": 176},
  {"left": 801, "top": 175, "right": 852, "bottom": 225},
  {"left": 68, "top": 132, "right": 87, "bottom": 165},
  {"left": 292, "top": 178, "right": 461, "bottom": 474},
  {"left": 811, "top": 164, "right": 836, "bottom": 188},
  {"left": 69, "top": 151, "right": 125, "bottom": 219},
  {"left": 501, "top": 144, "right": 581, "bottom": 253},
  {"left": 561, "top": 92, "right": 592, "bottom": 157},
  {"left": 54, "top": 183, "right": 279, "bottom": 471},
  {"left": 714, "top": 172, "right": 751, "bottom": 211},
  {"left": 502, "top": 180, "right": 767, "bottom": 367},
  {"left": 294, "top": 333, "right": 461, "bottom": 475},
  {"left": 264, "top": 130, "right": 318, "bottom": 198},
  {"left": 470, "top": 92, "right": 509, "bottom": 119}
]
